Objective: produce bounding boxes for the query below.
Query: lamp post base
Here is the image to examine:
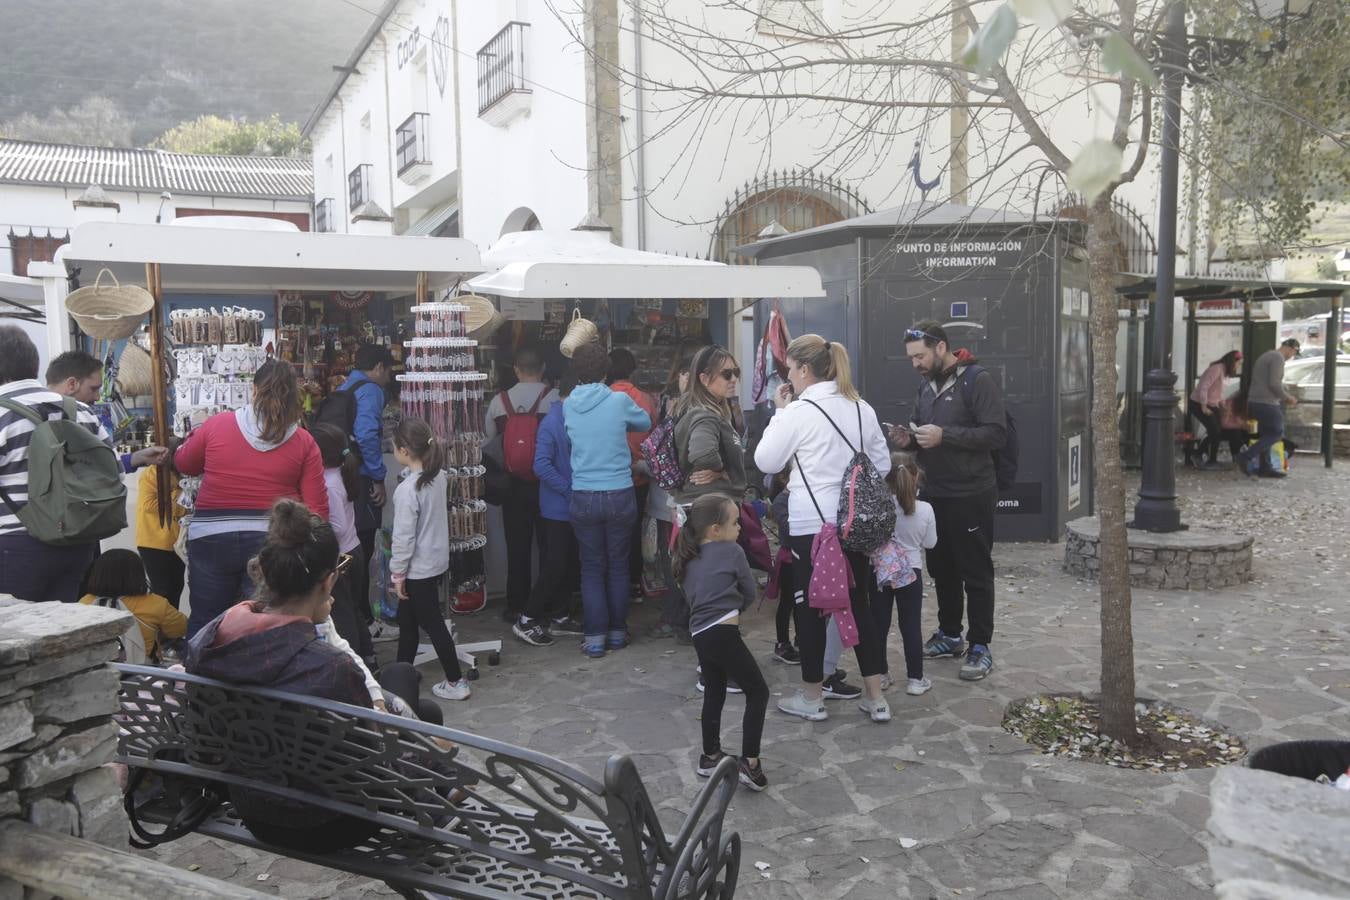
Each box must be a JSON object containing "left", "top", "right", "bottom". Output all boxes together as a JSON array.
[{"left": 1131, "top": 367, "right": 1186, "bottom": 533}]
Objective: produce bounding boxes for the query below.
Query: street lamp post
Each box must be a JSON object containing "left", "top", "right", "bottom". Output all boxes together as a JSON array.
[
  {"left": 1132, "top": 0, "right": 1188, "bottom": 533},
  {"left": 1132, "top": 0, "right": 1311, "bottom": 533}
]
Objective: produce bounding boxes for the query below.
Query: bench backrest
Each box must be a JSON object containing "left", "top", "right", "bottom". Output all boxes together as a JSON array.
[{"left": 114, "top": 664, "right": 685, "bottom": 899}]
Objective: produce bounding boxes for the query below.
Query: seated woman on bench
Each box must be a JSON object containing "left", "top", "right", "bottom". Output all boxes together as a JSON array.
[
  {"left": 185, "top": 498, "right": 441, "bottom": 724},
  {"left": 183, "top": 499, "right": 447, "bottom": 851}
]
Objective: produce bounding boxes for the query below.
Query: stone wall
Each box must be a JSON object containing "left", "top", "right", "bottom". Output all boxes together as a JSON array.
[
  {"left": 1285, "top": 422, "right": 1350, "bottom": 459},
  {"left": 0, "top": 597, "right": 132, "bottom": 896},
  {"left": 1064, "top": 517, "right": 1253, "bottom": 590}
]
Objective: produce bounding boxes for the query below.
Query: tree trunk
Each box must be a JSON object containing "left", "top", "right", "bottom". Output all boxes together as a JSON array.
[{"left": 1086, "top": 194, "right": 1140, "bottom": 746}]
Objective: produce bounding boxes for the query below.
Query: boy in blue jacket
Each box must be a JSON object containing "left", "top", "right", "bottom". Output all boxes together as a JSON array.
[{"left": 513, "top": 376, "right": 584, "bottom": 646}]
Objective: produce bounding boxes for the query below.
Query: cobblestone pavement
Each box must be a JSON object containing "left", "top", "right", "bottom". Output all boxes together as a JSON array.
[{"left": 140, "top": 461, "right": 1350, "bottom": 898}]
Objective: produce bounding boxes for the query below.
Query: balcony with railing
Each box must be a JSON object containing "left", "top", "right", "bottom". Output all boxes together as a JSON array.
[
  {"left": 477, "top": 22, "right": 531, "bottom": 126},
  {"left": 314, "top": 197, "right": 335, "bottom": 233},
  {"left": 395, "top": 112, "right": 432, "bottom": 184}
]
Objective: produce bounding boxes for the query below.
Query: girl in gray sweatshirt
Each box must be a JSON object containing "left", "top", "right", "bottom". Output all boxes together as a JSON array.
[{"left": 674, "top": 494, "right": 770, "bottom": 791}]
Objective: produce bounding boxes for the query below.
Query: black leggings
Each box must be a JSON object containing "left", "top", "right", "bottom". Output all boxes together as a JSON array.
[
  {"left": 871, "top": 571, "right": 924, "bottom": 680},
  {"left": 138, "top": 547, "right": 185, "bottom": 609},
  {"left": 329, "top": 553, "right": 374, "bottom": 660},
  {"left": 376, "top": 661, "right": 443, "bottom": 725},
  {"left": 775, "top": 561, "right": 796, "bottom": 646},
  {"left": 397, "top": 573, "right": 462, "bottom": 682},
  {"left": 525, "top": 519, "right": 577, "bottom": 621},
  {"left": 1188, "top": 400, "right": 1222, "bottom": 463},
  {"left": 692, "top": 624, "right": 769, "bottom": 759},
  {"left": 788, "top": 533, "right": 886, "bottom": 684}
]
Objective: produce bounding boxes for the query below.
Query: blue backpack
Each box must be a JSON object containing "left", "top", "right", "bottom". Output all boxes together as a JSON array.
[{"left": 958, "top": 365, "right": 1018, "bottom": 491}]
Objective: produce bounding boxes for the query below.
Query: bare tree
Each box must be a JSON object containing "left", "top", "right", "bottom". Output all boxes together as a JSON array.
[{"left": 551, "top": 0, "right": 1347, "bottom": 742}]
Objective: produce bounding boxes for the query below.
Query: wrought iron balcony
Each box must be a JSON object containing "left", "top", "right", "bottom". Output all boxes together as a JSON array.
[
  {"left": 396, "top": 112, "right": 432, "bottom": 183},
  {"left": 314, "top": 197, "right": 334, "bottom": 233},
  {"left": 477, "top": 22, "right": 531, "bottom": 125}
]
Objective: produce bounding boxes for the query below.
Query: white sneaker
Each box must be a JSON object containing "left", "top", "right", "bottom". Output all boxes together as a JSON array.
[
  {"left": 432, "top": 678, "right": 471, "bottom": 701},
  {"left": 369, "top": 620, "right": 400, "bottom": 642},
  {"left": 859, "top": 696, "right": 891, "bottom": 722},
  {"left": 906, "top": 677, "right": 933, "bottom": 696},
  {"left": 879, "top": 673, "right": 895, "bottom": 691},
  {"left": 777, "top": 692, "right": 828, "bottom": 721}
]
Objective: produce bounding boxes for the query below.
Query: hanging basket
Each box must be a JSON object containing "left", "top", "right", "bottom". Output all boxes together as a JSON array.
[
  {"left": 559, "top": 308, "right": 599, "bottom": 358},
  {"left": 116, "top": 340, "right": 154, "bottom": 398},
  {"left": 458, "top": 294, "right": 505, "bottom": 341},
  {"left": 65, "top": 268, "right": 154, "bottom": 341}
]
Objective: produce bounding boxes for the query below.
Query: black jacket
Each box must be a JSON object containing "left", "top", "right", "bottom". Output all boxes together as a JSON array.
[{"left": 910, "top": 363, "right": 1007, "bottom": 498}]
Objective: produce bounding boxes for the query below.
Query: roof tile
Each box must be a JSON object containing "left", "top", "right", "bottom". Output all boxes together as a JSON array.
[{"left": 0, "top": 139, "right": 312, "bottom": 201}]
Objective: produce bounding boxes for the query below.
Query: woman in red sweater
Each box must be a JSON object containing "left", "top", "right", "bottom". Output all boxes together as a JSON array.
[{"left": 177, "top": 361, "right": 329, "bottom": 637}]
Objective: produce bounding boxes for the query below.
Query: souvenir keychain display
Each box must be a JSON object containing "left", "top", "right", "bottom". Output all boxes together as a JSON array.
[
  {"left": 398, "top": 299, "right": 489, "bottom": 555},
  {"left": 168, "top": 307, "right": 268, "bottom": 436}
]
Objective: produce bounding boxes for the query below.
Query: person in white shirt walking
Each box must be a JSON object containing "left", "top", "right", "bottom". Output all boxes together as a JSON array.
[{"left": 753, "top": 335, "right": 892, "bottom": 723}]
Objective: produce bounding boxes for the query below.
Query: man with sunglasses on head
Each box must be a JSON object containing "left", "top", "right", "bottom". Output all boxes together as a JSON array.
[{"left": 889, "top": 321, "right": 1006, "bottom": 682}]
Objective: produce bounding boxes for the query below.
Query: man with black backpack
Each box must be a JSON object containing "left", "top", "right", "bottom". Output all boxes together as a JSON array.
[
  {"left": 318, "top": 345, "right": 395, "bottom": 623},
  {"left": 890, "top": 321, "right": 1008, "bottom": 683}
]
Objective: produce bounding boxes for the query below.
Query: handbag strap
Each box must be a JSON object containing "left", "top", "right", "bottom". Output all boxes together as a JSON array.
[{"left": 792, "top": 453, "right": 827, "bottom": 523}]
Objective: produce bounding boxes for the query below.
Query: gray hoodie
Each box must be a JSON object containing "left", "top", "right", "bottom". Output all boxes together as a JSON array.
[
  {"left": 683, "top": 540, "right": 757, "bottom": 636},
  {"left": 390, "top": 468, "right": 449, "bottom": 581}
]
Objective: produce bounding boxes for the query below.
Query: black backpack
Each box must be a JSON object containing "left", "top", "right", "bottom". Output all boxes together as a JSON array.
[
  {"left": 958, "top": 365, "right": 1018, "bottom": 490},
  {"left": 799, "top": 399, "right": 896, "bottom": 554},
  {"left": 314, "top": 379, "right": 366, "bottom": 463}
]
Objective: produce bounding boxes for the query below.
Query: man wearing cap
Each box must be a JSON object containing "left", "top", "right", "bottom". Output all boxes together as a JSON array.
[{"left": 1235, "top": 338, "right": 1300, "bottom": 479}]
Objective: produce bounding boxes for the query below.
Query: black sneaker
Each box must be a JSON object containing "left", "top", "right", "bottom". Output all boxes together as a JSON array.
[
  {"left": 737, "top": 757, "right": 768, "bottom": 792},
  {"left": 512, "top": 621, "right": 554, "bottom": 647},
  {"left": 696, "top": 751, "right": 727, "bottom": 777},
  {"left": 549, "top": 616, "right": 584, "bottom": 636},
  {"left": 1257, "top": 469, "right": 1287, "bottom": 479},
  {"left": 773, "top": 642, "right": 801, "bottom": 665},
  {"left": 696, "top": 675, "right": 744, "bottom": 694},
  {"left": 821, "top": 671, "right": 862, "bottom": 700}
]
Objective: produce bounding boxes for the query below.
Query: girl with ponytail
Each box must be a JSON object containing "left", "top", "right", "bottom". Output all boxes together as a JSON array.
[
  {"left": 391, "top": 418, "right": 468, "bottom": 701},
  {"left": 676, "top": 494, "right": 770, "bottom": 792}
]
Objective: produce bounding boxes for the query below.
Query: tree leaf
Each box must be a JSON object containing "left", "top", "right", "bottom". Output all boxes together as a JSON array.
[
  {"left": 1010, "top": 0, "right": 1073, "bottom": 29},
  {"left": 1066, "top": 139, "right": 1125, "bottom": 201},
  {"left": 961, "top": 4, "right": 1019, "bottom": 76},
  {"left": 1102, "top": 31, "right": 1161, "bottom": 90}
]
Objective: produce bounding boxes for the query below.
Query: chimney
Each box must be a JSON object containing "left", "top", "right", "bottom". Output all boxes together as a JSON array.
[{"left": 71, "top": 184, "right": 120, "bottom": 225}]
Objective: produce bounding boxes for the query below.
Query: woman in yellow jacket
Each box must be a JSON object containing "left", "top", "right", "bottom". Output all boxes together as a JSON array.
[
  {"left": 137, "top": 452, "right": 186, "bottom": 608},
  {"left": 80, "top": 549, "right": 187, "bottom": 662}
]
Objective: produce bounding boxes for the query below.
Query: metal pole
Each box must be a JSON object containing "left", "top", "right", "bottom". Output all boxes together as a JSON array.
[
  {"left": 1324, "top": 296, "right": 1343, "bottom": 467},
  {"left": 1132, "top": 0, "right": 1187, "bottom": 532}
]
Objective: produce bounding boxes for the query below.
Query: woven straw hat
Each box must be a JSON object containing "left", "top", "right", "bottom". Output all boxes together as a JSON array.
[
  {"left": 458, "top": 294, "right": 505, "bottom": 341},
  {"left": 559, "top": 308, "right": 599, "bottom": 358},
  {"left": 66, "top": 268, "right": 154, "bottom": 340}
]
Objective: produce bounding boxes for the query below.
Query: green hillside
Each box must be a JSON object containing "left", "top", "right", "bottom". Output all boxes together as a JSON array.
[{"left": 0, "top": 0, "right": 371, "bottom": 146}]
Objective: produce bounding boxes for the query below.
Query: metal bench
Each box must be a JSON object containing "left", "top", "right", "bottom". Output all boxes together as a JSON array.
[{"left": 114, "top": 664, "right": 741, "bottom": 899}]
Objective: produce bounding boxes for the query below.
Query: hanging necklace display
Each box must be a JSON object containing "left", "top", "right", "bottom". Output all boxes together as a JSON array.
[
  {"left": 167, "top": 306, "right": 266, "bottom": 436},
  {"left": 398, "top": 299, "right": 490, "bottom": 557}
]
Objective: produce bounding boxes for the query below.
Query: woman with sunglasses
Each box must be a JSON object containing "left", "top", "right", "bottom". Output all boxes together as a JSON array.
[
  {"left": 184, "top": 498, "right": 447, "bottom": 852},
  {"left": 672, "top": 346, "right": 748, "bottom": 508}
]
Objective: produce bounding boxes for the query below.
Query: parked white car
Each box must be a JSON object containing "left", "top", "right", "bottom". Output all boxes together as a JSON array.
[{"left": 1283, "top": 357, "right": 1350, "bottom": 403}]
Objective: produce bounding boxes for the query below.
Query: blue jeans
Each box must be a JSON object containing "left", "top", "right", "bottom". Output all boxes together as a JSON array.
[
  {"left": 569, "top": 488, "right": 638, "bottom": 646},
  {"left": 0, "top": 532, "right": 97, "bottom": 603},
  {"left": 1243, "top": 401, "right": 1284, "bottom": 471},
  {"left": 187, "top": 531, "right": 267, "bottom": 637}
]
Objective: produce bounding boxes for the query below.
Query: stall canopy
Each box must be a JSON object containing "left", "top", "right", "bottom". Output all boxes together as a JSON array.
[
  {"left": 55, "top": 220, "right": 484, "bottom": 292},
  {"left": 466, "top": 229, "right": 825, "bottom": 298},
  {"left": 0, "top": 273, "right": 44, "bottom": 321}
]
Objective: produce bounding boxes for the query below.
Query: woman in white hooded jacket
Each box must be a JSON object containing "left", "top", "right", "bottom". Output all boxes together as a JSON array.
[{"left": 754, "top": 335, "right": 893, "bottom": 724}]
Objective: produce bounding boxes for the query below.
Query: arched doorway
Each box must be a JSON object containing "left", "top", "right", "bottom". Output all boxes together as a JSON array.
[
  {"left": 711, "top": 168, "right": 871, "bottom": 263},
  {"left": 500, "top": 207, "right": 542, "bottom": 236}
]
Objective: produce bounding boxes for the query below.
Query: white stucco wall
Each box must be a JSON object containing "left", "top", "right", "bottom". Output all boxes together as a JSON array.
[{"left": 0, "top": 183, "right": 311, "bottom": 277}]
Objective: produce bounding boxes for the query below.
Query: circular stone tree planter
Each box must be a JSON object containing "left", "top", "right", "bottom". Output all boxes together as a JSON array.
[{"left": 1064, "top": 516, "right": 1252, "bottom": 590}]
